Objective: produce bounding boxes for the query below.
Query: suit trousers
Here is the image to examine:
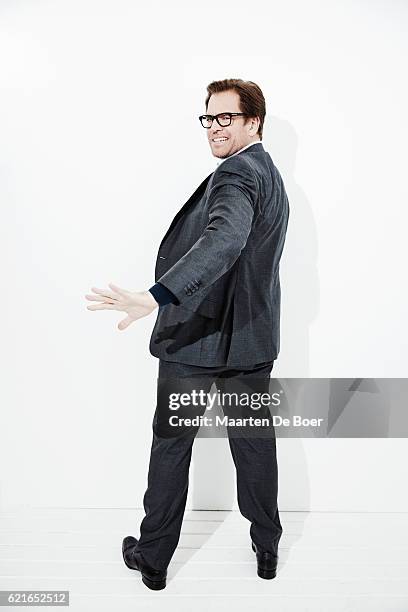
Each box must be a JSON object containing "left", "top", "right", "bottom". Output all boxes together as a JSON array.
[{"left": 135, "top": 358, "right": 283, "bottom": 571}]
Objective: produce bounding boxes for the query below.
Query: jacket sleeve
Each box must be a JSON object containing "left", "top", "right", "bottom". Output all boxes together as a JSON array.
[{"left": 156, "top": 155, "right": 257, "bottom": 306}]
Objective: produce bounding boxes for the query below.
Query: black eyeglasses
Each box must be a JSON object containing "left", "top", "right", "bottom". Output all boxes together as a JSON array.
[{"left": 198, "top": 112, "right": 247, "bottom": 128}]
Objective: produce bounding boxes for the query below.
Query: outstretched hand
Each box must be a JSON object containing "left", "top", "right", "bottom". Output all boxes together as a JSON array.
[{"left": 85, "top": 282, "right": 158, "bottom": 330}]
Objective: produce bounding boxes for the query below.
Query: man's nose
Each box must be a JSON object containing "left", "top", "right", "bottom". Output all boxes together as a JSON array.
[{"left": 209, "top": 120, "right": 222, "bottom": 136}]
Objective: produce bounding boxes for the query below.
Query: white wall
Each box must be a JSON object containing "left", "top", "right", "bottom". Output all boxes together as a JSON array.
[{"left": 1, "top": 0, "right": 407, "bottom": 512}]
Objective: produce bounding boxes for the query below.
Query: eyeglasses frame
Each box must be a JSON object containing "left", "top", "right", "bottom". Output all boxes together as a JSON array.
[{"left": 198, "top": 112, "right": 248, "bottom": 129}]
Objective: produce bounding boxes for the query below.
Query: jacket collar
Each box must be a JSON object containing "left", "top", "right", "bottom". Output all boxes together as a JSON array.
[
  {"left": 215, "top": 141, "right": 264, "bottom": 167},
  {"left": 235, "top": 141, "right": 264, "bottom": 156}
]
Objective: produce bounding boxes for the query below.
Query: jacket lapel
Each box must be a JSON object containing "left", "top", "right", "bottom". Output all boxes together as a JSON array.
[{"left": 158, "top": 171, "right": 213, "bottom": 250}]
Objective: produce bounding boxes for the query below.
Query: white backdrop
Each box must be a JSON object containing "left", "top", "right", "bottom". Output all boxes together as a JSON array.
[{"left": 1, "top": 0, "right": 407, "bottom": 512}]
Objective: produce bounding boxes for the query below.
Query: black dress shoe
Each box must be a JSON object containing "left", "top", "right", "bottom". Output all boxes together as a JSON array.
[
  {"left": 251, "top": 540, "right": 278, "bottom": 579},
  {"left": 122, "top": 535, "right": 167, "bottom": 590}
]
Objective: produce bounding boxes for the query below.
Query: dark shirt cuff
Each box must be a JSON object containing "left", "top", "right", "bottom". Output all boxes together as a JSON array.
[{"left": 149, "top": 282, "right": 179, "bottom": 306}]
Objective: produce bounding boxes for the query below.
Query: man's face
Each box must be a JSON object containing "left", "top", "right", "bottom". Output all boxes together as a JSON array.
[{"left": 206, "top": 90, "right": 259, "bottom": 159}]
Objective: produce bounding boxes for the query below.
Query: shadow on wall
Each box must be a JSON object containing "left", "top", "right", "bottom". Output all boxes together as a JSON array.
[{"left": 266, "top": 116, "right": 319, "bottom": 378}]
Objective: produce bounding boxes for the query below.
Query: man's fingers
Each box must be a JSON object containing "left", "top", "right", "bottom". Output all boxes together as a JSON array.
[
  {"left": 85, "top": 294, "right": 114, "bottom": 302},
  {"left": 85, "top": 294, "right": 117, "bottom": 303},
  {"left": 108, "top": 282, "right": 129, "bottom": 296},
  {"left": 86, "top": 303, "right": 117, "bottom": 310},
  {"left": 118, "top": 315, "right": 134, "bottom": 330},
  {"left": 90, "top": 287, "right": 118, "bottom": 300}
]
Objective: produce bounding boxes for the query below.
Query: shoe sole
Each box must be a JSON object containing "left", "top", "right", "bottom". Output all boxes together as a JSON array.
[
  {"left": 142, "top": 575, "right": 167, "bottom": 590},
  {"left": 123, "top": 550, "right": 166, "bottom": 590},
  {"left": 251, "top": 542, "right": 277, "bottom": 580},
  {"left": 257, "top": 568, "right": 277, "bottom": 580}
]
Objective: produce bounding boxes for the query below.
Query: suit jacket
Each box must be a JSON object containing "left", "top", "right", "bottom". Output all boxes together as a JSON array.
[{"left": 149, "top": 142, "right": 289, "bottom": 367}]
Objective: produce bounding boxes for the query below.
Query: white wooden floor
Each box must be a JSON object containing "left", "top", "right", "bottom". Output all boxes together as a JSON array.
[{"left": 1, "top": 508, "right": 408, "bottom": 611}]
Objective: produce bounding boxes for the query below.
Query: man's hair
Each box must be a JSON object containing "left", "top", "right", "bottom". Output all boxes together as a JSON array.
[{"left": 204, "top": 78, "right": 266, "bottom": 140}]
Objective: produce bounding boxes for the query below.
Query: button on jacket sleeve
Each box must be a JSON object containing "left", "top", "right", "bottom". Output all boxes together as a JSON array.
[{"left": 156, "top": 155, "right": 257, "bottom": 306}]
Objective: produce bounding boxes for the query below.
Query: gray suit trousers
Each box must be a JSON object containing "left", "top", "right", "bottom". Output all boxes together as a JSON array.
[{"left": 135, "top": 359, "right": 283, "bottom": 571}]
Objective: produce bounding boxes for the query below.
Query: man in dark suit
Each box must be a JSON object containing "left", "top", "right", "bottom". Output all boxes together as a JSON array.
[{"left": 85, "top": 79, "right": 289, "bottom": 590}]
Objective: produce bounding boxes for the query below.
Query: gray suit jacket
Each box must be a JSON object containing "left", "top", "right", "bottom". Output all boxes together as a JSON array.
[{"left": 149, "top": 142, "right": 289, "bottom": 367}]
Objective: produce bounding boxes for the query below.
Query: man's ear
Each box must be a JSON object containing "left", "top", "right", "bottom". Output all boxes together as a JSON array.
[{"left": 249, "top": 117, "right": 260, "bottom": 133}]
